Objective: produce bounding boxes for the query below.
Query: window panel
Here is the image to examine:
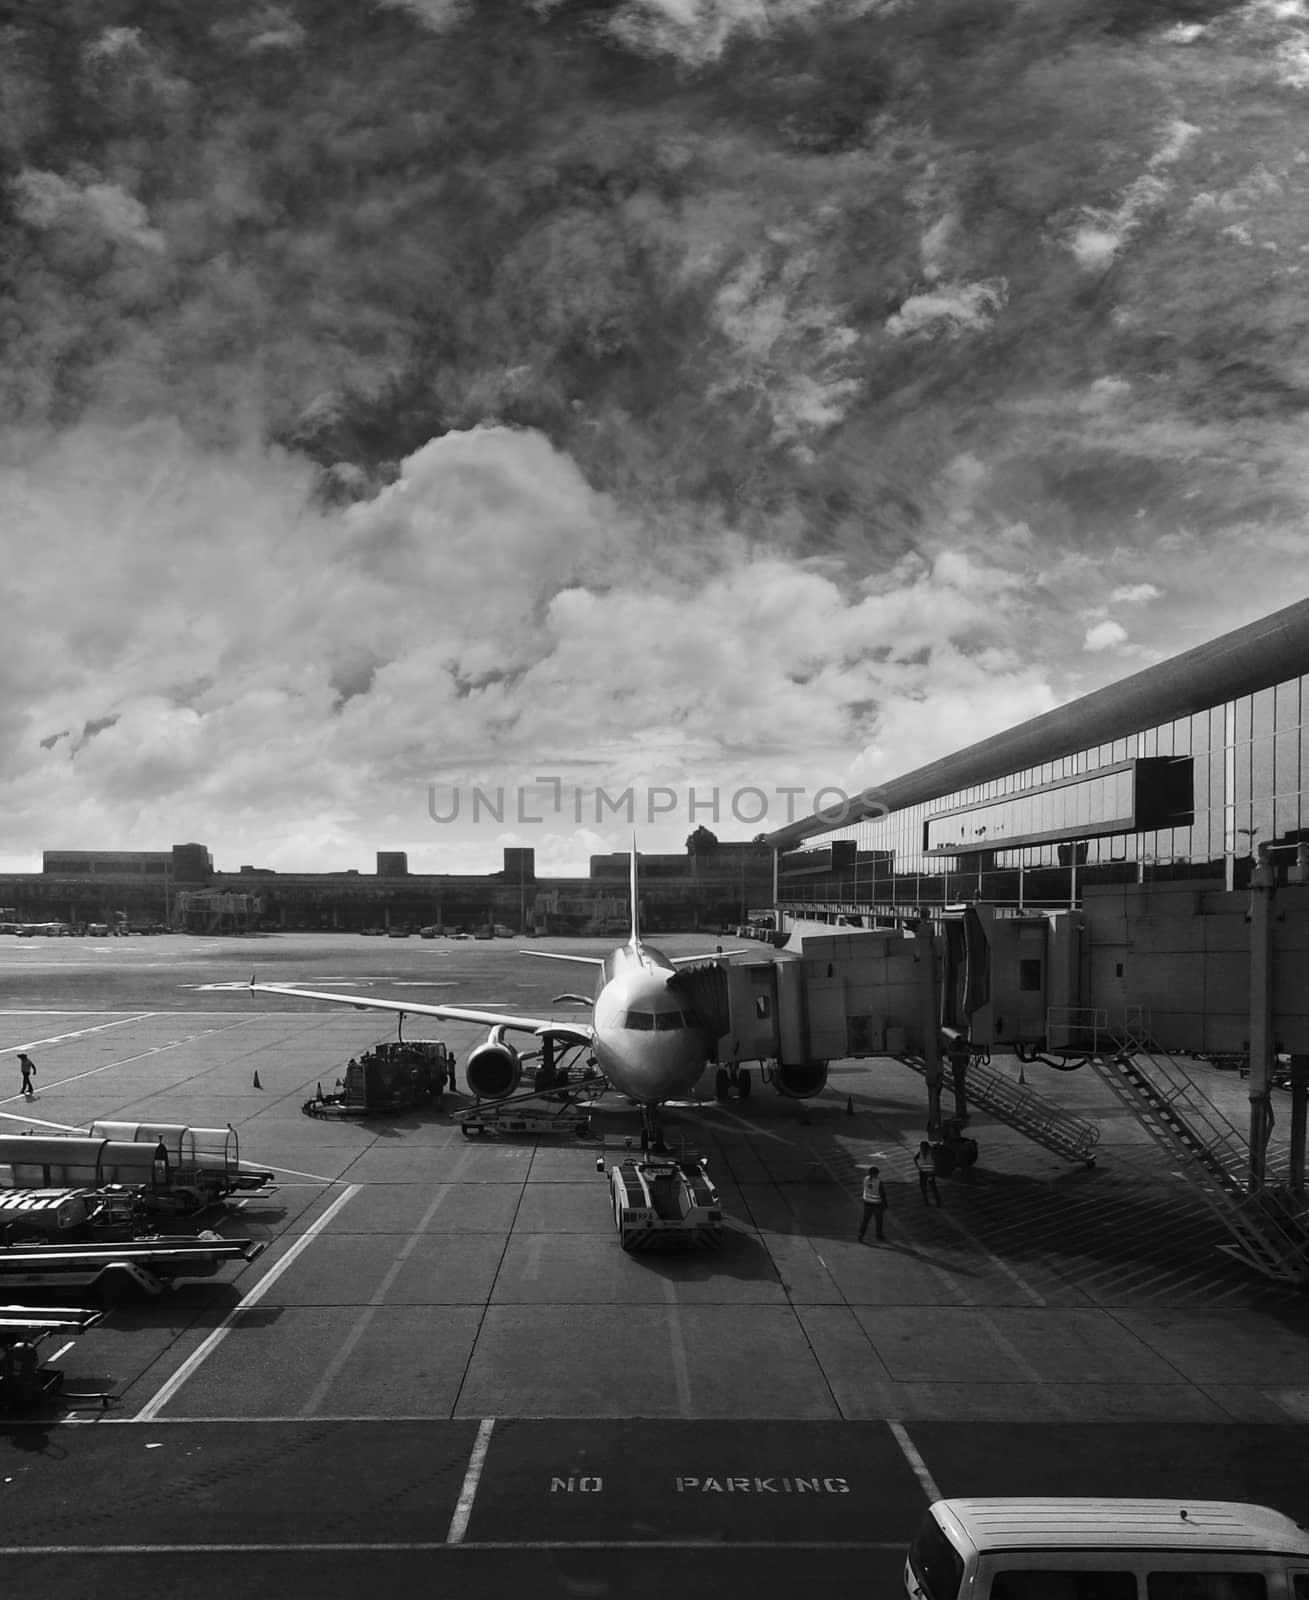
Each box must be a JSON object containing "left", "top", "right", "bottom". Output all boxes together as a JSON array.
[
  {"left": 1234, "top": 739, "right": 1252, "bottom": 812},
  {"left": 992, "top": 1572, "right": 1136, "bottom": 1600},
  {"left": 1146, "top": 1572, "right": 1265, "bottom": 1600},
  {"left": 1253, "top": 684, "right": 1276, "bottom": 742},
  {"left": 1192, "top": 756, "right": 1210, "bottom": 811},
  {"left": 1275, "top": 728, "right": 1299, "bottom": 795},
  {"left": 1252, "top": 736, "right": 1274, "bottom": 805},
  {"left": 1235, "top": 696, "right": 1253, "bottom": 743},
  {"left": 1276, "top": 677, "right": 1300, "bottom": 730}
]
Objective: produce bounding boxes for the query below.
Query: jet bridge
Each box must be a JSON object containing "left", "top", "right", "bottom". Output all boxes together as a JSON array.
[{"left": 691, "top": 926, "right": 940, "bottom": 1107}]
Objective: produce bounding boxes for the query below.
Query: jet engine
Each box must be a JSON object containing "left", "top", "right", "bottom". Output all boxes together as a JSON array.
[
  {"left": 771, "top": 1059, "right": 829, "bottom": 1099},
  {"left": 465, "top": 1030, "right": 522, "bottom": 1100}
]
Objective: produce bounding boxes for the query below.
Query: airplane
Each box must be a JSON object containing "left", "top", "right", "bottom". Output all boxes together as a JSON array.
[{"left": 248, "top": 846, "right": 750, "bottom": 1146}]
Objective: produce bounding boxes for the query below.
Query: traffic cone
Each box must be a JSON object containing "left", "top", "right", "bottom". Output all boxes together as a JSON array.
[
  {"left": 252, "top": 1069, "right": 263, "bottom": 1090},
  {"left": 846, "top": 1095, "right": 854, "bottom": 1117},
  {"left": 1018, "top": 1062, "right": 1026, "bottom": 1086}
]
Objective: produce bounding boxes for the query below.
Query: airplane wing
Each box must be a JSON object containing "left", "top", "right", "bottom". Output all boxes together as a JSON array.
[
  {"left": 520, "top": 951, "right": 605, "bottom": 967},
  {"left": 669, "top": 950, "right": 751, "bottom": 965},
  {"left": 248, "top": 981, "right": 593, "bottom": 1044}
]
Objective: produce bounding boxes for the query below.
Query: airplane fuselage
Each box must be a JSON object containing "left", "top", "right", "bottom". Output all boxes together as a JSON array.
[{"left": 589, "top": 942, "right": 710, "bottom": 1105}]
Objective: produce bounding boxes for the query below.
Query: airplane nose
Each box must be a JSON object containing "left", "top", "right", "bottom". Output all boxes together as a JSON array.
[{"left": 599, "top": 1035, "right": 704, "bottom": 1103}]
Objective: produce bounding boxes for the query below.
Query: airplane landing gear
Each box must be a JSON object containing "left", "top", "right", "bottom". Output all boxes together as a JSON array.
[
  {"left": 714, "top": 1064, "right": 752, "bottom": 1103},
  {"left": 638, "top": 1105, "right": 670, "bottom": 1154}
]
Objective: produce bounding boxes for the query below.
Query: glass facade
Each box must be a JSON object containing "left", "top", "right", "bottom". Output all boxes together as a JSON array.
[{"left": 780, "top": 671, "right": 1309, "bottom": 915}]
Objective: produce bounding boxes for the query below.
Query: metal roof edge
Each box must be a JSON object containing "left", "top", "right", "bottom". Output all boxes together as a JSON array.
[{"left": 764, "top": 596, "right": 1309, "bottom": 851}]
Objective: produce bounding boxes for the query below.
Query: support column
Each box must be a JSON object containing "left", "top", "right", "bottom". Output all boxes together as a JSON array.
[
  {"left": 1247, "top": 846, "right": 1276, "bottom": 1192},
  {"left": 1289, "top": 1055, "right": 1308, "bottom": 1198},
  {"left": 915, "top": 925, "right": 942, "bottom": 1136}
]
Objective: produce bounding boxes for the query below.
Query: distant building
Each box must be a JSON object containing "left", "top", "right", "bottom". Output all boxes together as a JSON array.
[
  {"left": 376, "top": 852, "right": 409, "bottom": 876},
  {"left": 501, "top": 847, "right": 535, "bottom": 883}
]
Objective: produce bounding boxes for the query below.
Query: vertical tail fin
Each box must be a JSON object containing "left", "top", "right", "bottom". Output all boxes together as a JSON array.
[{"left": 629, "top": 835, "right": 640, "bottom": 948}]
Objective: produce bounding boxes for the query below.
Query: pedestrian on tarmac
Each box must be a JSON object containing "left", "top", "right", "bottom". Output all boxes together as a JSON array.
[
  {"left": 915, "top": 1140, "right": 942, "bottom": 1206},
  {"left": 17, "top": 1053, "right": 35, "bottom": 1097},
  {"left": 858, "top": 1164, "right": 888, "bottom": 1243}
]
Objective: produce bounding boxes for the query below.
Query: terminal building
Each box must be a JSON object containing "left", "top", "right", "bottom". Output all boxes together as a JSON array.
[
  {"left": 767, "top": 597, "right": 1309, "bottom": 919},
  {"left": 755, "top": 598, "right": 1309, "bottom": 1283}
]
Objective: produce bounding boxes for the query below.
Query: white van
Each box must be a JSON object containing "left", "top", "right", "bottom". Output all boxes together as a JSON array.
[{"left": 906, "top": 1499, "right": 1309, "bottom": 1600}]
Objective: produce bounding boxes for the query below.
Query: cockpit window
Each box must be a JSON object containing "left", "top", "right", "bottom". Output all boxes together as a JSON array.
[
  {"left": 625, "top": 1011, "right": 655, "bottom": 1030},
  {"left": 655, "top": 1011, "right": 684, "bottom": 1031}
]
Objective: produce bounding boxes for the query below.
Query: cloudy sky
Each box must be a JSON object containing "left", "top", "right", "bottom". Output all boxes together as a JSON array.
[{"left": 3, "top": 0, "right": 1308, "bottom": 876}]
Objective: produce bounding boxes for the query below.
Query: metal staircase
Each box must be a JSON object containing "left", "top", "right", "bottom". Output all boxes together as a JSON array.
[
  {"left": 895, "top": 1053, "right": 1101, "bottom": 1166},
  {"left": 1048, "top": 1007, "right": 1309, "bottom": 1287}
]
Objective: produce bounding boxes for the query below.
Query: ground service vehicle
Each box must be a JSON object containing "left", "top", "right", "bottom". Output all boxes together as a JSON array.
[
  {"left": 302, "top": 1039, "right": 454, "bottom": 1118},
  {"left": 906, "top": 1498, "right": 1309, "bottom": 1600},
  {"left": 606, "top": 1155, "right": 723, "bottom": 1252}
]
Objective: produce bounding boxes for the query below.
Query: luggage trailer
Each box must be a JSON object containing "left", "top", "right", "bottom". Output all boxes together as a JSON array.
[
  {"left": 0, "top": 1235, "right": 266, "bottom": 1299},
  {"left": 0, "top": 1303, "right": 105, "bottom": 1412},
  {"left": 0, "top": 1127, "right": 276, "bottom": 1216}
]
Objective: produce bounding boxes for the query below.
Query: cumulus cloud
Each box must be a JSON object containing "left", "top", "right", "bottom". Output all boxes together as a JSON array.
[
  {"left": 1083, "top": 620, "right": 1129, "bottom": 652},
  {"left": 604, "top": 0, "right": 884, "bottom": 66},
  {"left": 1111, "top": 583, "right": 1161, "bottom": 604},
  {"left": 885, "top": 280, "right": 1008, "bottom": 340},
  {"left": 12, "top": 169, "right": 165, "bottom": 253},
  {"left": 1068, "top": 119, "right": 1200, "bottom": 271}
]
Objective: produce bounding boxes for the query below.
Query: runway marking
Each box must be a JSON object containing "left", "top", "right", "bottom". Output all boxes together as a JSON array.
[
  {"left": 0, "top": 1018, "right": 266, "bottom": 1108},
  {"left": 0, "top": 1538, "right": 905, "bottom": 1553},
  {"left": 0, "top": 1012, "right": 156, "bottom": 1060},
  {"left": 134, "top": 1184, "right": 360, "bottom": 1421},
  {"left": 447, "top": 1416, "right": 496, "bottom": 1544},
  {"left": 0, "top": 1110, "right": 82, "bottom": 1130},
  {"left": 703, "top": 1103, "right": 791, "bottom": 1146},
  {"left": 663, "top": 1279, "right": 694, "bottom": 1416},
  {"left": 264, "top": 1164, "right": 347, "bottom": 1184},
  {"left": 301, "top": 1178, "right": 462, "bottom": 1416},
  {"left": 887, "top": 1420, "right": 941, "bottom": 1502},
  {"left": 47, "top": 1341, "right": 74, "bottom": 1364}
]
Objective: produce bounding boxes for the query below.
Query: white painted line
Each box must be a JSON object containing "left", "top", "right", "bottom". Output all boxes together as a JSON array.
[
  {"left": 47, "top": 1341, "right": 75, "bottom": 1363},
  {"left": 447, "top": 1416, "right": 495, "bottom": 1544},
  {"left": 888, "top": 1420, "right": 941, "bottom": 1502},
  {"left": 663, "top": 1279, "right": 693, "bottom": 1416},
  {"left": 0, "top": 1111, "right": 84, "bottom": 1131},
  {"left": 0, "top": 1022, "right": 262, "bottom": 1108},
  {"left": 0, "top": 1539, "right": 906, "bottom": 1554},
  {"left": 301, "top": 1182, "right": 456, "bottom": 1417},
  {"left": 134, "top": 1184, "right": 360, "bottom": 1421},
  {"left": 0, "top": 1014, "right": 156, "bottom": 1056},
  {"left": 702, "top": 1103, "right": 791, "bottom": 1145},
  {"left": 264, "top": 1164, "right": 347, "bottom": 1184}
]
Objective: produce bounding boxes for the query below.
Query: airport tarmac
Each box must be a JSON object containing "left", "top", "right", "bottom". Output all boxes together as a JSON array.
[{"left": 1, "top": 931, "right": 1307, "bottom": 1599}]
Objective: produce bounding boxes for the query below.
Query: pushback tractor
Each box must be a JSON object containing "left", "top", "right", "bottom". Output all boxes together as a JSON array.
[{"left": 602, "top": 1151, "right": 723, "bottom": 1252}]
